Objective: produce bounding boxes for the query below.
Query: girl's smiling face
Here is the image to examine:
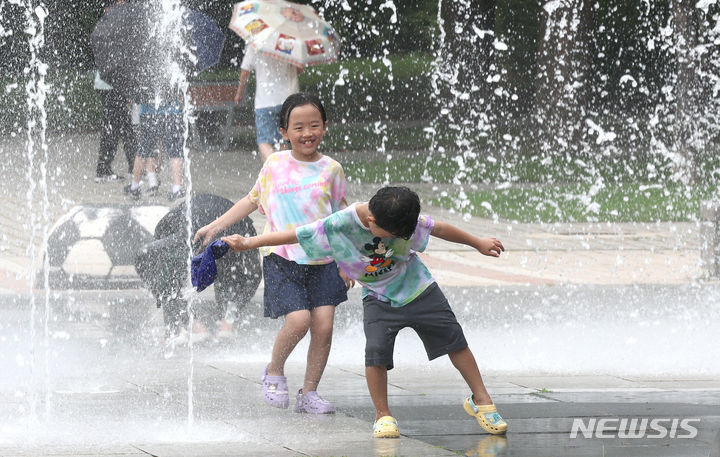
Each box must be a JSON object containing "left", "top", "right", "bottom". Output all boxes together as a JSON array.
[{"left": 280, "top": 103, "right": 328, "bottom": 162}]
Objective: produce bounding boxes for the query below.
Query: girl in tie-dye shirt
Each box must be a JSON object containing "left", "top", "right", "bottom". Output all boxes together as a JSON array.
[{"left": 194, "top": 93, "right": 350, "bottom": 414}]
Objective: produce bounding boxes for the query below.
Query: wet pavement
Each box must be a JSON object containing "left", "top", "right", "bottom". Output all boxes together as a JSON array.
[
  {"left": 1, "top": 287, "right": 720, "bottom": 456},
  {"left": 1, "top": 133, "right": 719, "bottom": 456}
]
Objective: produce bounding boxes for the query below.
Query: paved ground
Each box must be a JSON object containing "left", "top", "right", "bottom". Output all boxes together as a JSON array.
[
  {"left": 1, "top": 288, "right": 720, "bottom": 457},
  {"left": 1, "top": 133, "right": 719, "bottom": 456}
]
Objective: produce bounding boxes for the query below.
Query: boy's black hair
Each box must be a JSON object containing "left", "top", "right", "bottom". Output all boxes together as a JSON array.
[
  {"left": 368, "top": 186, "right": 421, "bottom": 240},
  {"left": 279, "top": 92, "right": 327, "bottom": 130}
]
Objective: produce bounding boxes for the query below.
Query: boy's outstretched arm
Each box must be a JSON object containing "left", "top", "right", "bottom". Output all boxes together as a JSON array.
[
  {"left": 430, "top": 221, "right": 504, "bottom": 257},
  {"left": 221, "top": 228, "right": 298, "bottom": 252}
]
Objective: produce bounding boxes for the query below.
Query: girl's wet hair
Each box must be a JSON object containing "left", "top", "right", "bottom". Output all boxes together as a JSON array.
[{"left": 279, "top": 92, "right": 327, "bottom": 130}]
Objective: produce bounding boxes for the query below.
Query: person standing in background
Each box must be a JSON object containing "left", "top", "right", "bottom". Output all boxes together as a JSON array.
[
  {"left": 124, "top": 97, "right": 186, "bottom": 202},
  {"left": 234, "top": 45, "right": 299, "bottom": 162},
  {"left": 93, "top": 0, "right": 137, "bottom": 183},
  {"left": 94, "top": 71, "right": 137, "bottom": 182}
]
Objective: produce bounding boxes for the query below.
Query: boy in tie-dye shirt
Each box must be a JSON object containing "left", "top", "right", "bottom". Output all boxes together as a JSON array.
[
  {"left": 221, "top": 186, "right": 509, "bottom": 439},
  {"left": 295, "top": 201, "right": 435, "bottom": 307}
]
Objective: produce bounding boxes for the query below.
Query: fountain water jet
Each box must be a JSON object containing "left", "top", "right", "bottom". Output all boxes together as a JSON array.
[{"left": 22, "top": 0, "right": 51, "bottom": 421}]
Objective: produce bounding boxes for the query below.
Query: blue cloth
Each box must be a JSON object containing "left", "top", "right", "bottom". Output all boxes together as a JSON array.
[{"left": 191, "top": 240, "right": 230, "bottom": 292}]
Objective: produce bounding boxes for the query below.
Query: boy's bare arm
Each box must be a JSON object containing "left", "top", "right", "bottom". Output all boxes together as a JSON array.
[
  {"left": 430, "top": 221, "right": 504, "bottom": 257},
  {"left": 222, "top": 228, "right": 298, "bottom": 252}
]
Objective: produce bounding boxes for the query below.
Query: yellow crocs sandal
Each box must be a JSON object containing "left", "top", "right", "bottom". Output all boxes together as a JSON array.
[
  {"left": 464, "top": 397, "right": 508, "bottom": 435},
  {"left": 373, "top": 415, "right": 400, "bottom": 438}
]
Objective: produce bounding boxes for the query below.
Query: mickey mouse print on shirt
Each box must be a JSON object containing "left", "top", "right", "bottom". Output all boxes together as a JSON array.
[{"left": 362, "top": 237, "right": 394, "bottom": 277}]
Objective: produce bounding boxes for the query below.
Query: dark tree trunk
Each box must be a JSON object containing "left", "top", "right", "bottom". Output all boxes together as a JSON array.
[
  {"left": 440, "top": 0, "right": 495, "bottom": 91},
  {"left": 437, "top": 0, "right": 496, "bottom": 137},
  {"left": 672, "top": 0, "right": 700, "bottom": 182},
  {"left": 534, "top": 0, "right": 594, "bottom": 155}
]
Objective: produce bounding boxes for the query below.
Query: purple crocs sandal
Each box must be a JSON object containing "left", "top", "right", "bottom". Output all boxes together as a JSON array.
[
  {"left": 294, "top": 389, "right": 335, "bottom": 414},
  {"left": 261, "top": 365, "right": 289, "bottom": 409}
]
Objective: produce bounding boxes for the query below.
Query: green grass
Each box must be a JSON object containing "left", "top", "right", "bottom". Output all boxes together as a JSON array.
[
  {"left": 6, "top": 55, "right": 719, "bottom": 224},
  {"left": 340, "top": 150, "right": 719, "bottom": 223},
  {"left": 323, "top": 121, "right": 432, "bottom": 152},
  {"left": 341, "top": 147, "right": 720, "bottom": 184},
  {"left": 221, "top": 115, "right": 720, "bottom": 224},
  {"left": 435, "top": 181, "right": 712, "bottom": 223}
]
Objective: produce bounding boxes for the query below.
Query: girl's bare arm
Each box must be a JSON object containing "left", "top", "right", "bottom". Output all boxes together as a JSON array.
[{"left": 194, "top": 195, "right": 258, "bottom": 245}]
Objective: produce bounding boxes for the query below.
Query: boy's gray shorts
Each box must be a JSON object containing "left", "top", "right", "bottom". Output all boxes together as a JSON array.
[{"left": 363, "top": 282, "right": 468, "bottom": 370}]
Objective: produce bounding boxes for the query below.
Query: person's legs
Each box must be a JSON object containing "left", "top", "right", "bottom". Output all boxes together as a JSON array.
[
  {"left": 96, "top": 90, "right": 122, "bottom": 178},
  {"left": 142, "top": 114, "right": 164, "bottom": 188},
  {"left": 407, "top": 284, "right": 505, "bottom": 433},
  {"left": 169, "top": 158, "right": 183, "bottom": 187},
  {"left": 190, "top": 317, "right": 210, "bottom": 343},
  {"left": 366, "top": 365, "right": 391, "bottom": 420},
  {"left": 266, "top": 309, "right": 311, "bottom": 376},
  {"left": 127, "top": 113, "right": 156, "bottom": 194},
  {"left": 449, "top": 347, "right": 493, "bottom": 405},
  {"left": 446, "top": 334, "right": 507, "bottom": 434},
  {"left": 363, "top": 295, "right": 403, "bottom": 422},
  {"left": 302, "top": 304, "right": 335, "bottom": 393},
  {"left": 292, "top": 263, "right": 347, "bottom": 413},
  {"left": 163, "top": 297, "right": 188, "bottom": 335},
  {"left": 131, "top": 155, "right": 145, "bottom": 184},
  {"left": 124, "top": 154, "right": 144, "bottom": 198},
  {"left": 120, "top": 100, "right": 138, "bottom": 176},
  {"left": 217, "top": 317, "right": 234, "bottom": 335},
  {"left": 142, "top": 115, "right": 161, "bottom": 192},
  {"left": 140, "top": 155, "right": 159, "bottom": 195},
  {"left": 366, "top": 366, "right": 398, "bottom": 436},
  {"left": 456, "top": 347, "right": 508, "bottom": 434},
  {"left": 164, "top": 113, "right": 185, "bottom": 199},
  {"left": 254, "top": 105, "right": 283, "bottom": 162},
  {"left": 144, "top": 156, "right": 158, "bottom": 177},
  {"left": 213, "top": 254, "right": 256, "bottom": 338}
]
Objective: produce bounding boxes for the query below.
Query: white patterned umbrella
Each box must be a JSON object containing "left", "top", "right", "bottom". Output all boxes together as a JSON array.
[{"left": 229, "top": 0, "right": 341, "bottom": 68}]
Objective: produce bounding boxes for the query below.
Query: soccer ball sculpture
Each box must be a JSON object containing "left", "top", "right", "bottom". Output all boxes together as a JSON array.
[{"left": 45, "top": 204, "right": 168, "bottom": 289}]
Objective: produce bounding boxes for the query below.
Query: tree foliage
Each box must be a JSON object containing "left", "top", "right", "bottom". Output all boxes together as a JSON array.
[{"left": 3, "top": 0, "right": 720, "bottom": 161}]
